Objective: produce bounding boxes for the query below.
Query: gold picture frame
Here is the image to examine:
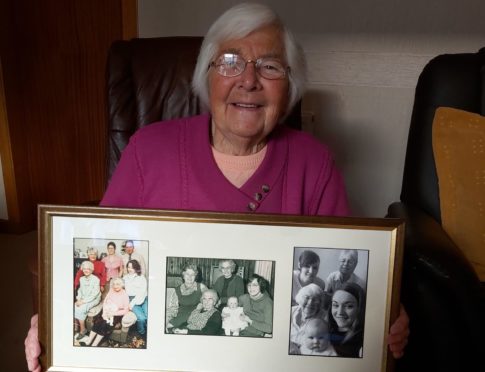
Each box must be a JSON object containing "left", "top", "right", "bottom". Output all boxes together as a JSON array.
[{"left": 38, "top": 204, "right": 404, "bottom": 372}]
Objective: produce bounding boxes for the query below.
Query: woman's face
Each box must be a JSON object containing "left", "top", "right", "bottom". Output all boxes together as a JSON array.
[
  {"left": 247, "top": 278, "right": 262, "bottom": 297},
  {"left": 220, "top": 261, "right": 233, "bottom": 279},
  {"left": 299, "top": 295, "right": 321, "bottom": 319},
  {"left": 112, "top": 281, "right": 123, "bottom": 292},
  {"left": 208, "top": 24, "right": 289, "bottom": 151},
  {"left": 201, "top": 292, "right": 216, "bottom": 311},
  {"left": 183, "top": 269, "right": 196, "bottom": 285},
  {"left": 88, "top": 252, "right": 97, "bottom": 261},
  {"left": 299, "top": 263, "right": 319, "bottom": 285},
  {"left": 107, "top": 245, "right": 116, "bottom": 255},
  {"left": 331, "top": 290, "right": 359, "bottom": 331},
  {"left": 82, "top": 266, "right": 93, "bottom": 276},
  {"left": 127, "top": 263, "right": 135, "bottom": 274}
]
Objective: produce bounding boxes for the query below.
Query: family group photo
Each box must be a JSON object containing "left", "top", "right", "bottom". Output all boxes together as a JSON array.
[
  {"left": 165, "top": 257, "right": 275, "bottom": 338},
  {"left": 72, "top": 238, "right": 149, "bottom": 349},
  {"left": 290, "top": 247, "right": 369, "bottom": 358}
]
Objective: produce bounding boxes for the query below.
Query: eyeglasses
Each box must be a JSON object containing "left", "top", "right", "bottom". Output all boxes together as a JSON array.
[{"left": 210, "top": 53, "right": 289, "bottom": 80}]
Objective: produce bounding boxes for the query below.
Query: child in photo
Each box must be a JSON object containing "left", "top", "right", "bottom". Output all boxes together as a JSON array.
[
  {"left": 221, "top": 296, "right": 248, "bottom": 336},
  {"left": 298, "top": 318, "right": 337, "bottom": 356}
]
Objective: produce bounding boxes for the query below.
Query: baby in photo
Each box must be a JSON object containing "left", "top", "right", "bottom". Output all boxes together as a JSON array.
[
  {"left": 103, "top": 301, "right": 119, "bottom": 326},
  {"left": 221, "top": 296, "right": 248, "bottom": 336},
  {"left": 298, "top": 318, "right": 337, "bottom": 356}
]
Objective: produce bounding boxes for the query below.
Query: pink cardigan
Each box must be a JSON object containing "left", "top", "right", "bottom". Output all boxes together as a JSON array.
[{"left": 101, "top": 114, "right": 349, "bottom": 216}]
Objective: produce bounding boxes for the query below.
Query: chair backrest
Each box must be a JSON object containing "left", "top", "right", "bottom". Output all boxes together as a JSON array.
[
  {"left": 400, "top": 47, "right": 485, "bottom": 222},
  {"left": 106, "top": 37, "right": 301, "bottom": 182}
]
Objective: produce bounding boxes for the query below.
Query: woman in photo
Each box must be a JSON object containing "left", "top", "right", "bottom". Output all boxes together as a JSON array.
[
  {"left": 124, "top": 260, "right": 148, "bottom": 337},
  {"left": 328, "top": 282, "right": 366, "bottom": 357},
  {"left": 79, "top": 277, "right": 130, "bottom": 347},
  {"left": 101, "top": 241, "right": 124, "bottom": 289},
  {"left": 166, "top": 263, "right": 208, "bottom": 330},
  {"left": 212, "top": 259, "right": 245, "bottom": 309},
  {"left": 239, "top": 274, "right": 273, "bottom": 337},
  {"left": 292, "top": 250, "right": 326, "bottom": 306},
  {"left": 289, "top": 283, "right": 327, "bottom": 354},
  {"left": 173, "top": 289, "right": 222, "bottom": 335},
  {"left": 74, "top": 261, "right": 101, "bottom": 341},
  {"left": 74, "top": 247, "right": 107, "bottom": 293}
]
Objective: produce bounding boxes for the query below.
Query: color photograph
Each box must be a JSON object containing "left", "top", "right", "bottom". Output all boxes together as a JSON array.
[{"left": 72, "top": 238, "right": 149, "bottom": 349}]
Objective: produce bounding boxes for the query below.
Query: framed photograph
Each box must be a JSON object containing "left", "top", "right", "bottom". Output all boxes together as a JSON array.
[{"left": 39, "top": 205, "right": 404, "bottom": 372}]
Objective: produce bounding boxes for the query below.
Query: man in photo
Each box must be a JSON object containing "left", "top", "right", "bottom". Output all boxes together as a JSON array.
[
  {"left": 325, "top": 250, "right": 366, "bottom": 294},
  {"left": 122, "top": 240, "right": 147, "bottom": 277}
]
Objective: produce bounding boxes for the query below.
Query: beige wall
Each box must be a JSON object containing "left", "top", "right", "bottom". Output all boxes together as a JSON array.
[{"left": 137, "top": 0, "right": 485, "bottom": 217}]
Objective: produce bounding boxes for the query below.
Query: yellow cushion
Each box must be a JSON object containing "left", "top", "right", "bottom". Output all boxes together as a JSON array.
[{"left": 432, "top": 107, "right": 485, "bottom": 280}]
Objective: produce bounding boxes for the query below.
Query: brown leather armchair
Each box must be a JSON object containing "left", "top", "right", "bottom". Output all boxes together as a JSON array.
[
  {"left": 31, "top": 37, "right": 301, "bottom": 311},
  {"left": 387, "top": 48, "right": 485, "bottom": 372}
]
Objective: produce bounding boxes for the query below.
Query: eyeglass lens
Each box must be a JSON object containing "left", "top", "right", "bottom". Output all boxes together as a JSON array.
[{"left": 213, "top": 53, "right": 287, "bottom": 79}]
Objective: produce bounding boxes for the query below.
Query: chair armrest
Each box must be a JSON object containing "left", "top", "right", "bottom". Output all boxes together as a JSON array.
[
  {"left": 387, "top": 202, "right": 480, "bottom": 282},
  {"left": 387, "top": 202, "right": 485, "bottom": 371}
]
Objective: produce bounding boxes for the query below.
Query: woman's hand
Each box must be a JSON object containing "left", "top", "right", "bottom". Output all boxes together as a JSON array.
[
  {"left": 24, "top": 314, "right": 41, "bottom": 372},
  {"left": 241, "top": 314, "right": 252, "bottom": 324},
  {"left": 75, "top": 299, "right": 84, "bottom": 307},
  {"left": 173, "top": 328, "right": 188, "bottom": 334},
  {"left": 388, "top": 304, "right": 410, "bottom": 359}
]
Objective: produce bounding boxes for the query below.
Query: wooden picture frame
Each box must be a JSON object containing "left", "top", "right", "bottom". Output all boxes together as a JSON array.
[{"left": 38, "top": 204, "right": 404, "bottom": 372}]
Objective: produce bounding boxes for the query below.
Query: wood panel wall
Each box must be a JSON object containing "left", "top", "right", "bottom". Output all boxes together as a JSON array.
[{"left": 0, "top": 0, "right": 137, "bottom": 232}]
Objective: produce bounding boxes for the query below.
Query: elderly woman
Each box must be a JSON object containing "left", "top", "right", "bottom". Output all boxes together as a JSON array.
[
  {"left": 166, "top": 263, "right": 208, "bottom": 330},
  {"left": 238, "top": 274, "right": 273, "bottom": 337},
  {"left": 74, "top": 247, "right": 107, "bottom": 292},
  {"left": 292, "top": 250, "right": 326, "bottom": 306},
  {"left": 101, "top": 242, "right": 124, "bottom": 287},
  {"left": 79, "top": 277, "right": 130, "bottom": 347},
  {"left": 173, "top": 289, "right": 222, "bottom": 335},
  {"left": 328, "top": 282, "right": 366, "bottom": 357},
  {"left": 289, "top": 283, "right": 327, "bottom": 354},
  {"left": 213, "top": 259, "right": 245, "bottom": 309},
  {"left": 74, "top": 261, "right": 101, "bottom": 341},
  {"left": 25, "top": 4, "right": 408, "bottom": 370}
]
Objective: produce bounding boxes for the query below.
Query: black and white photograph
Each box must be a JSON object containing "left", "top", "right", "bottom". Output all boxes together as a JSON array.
[
  {"left": 289, "top": 247, "right": 369, "bottom": 358},
  {"left": 72, "top": 238, "right": 149, "bottom": 349},
  {"left": 165, "top": 257, "right": 275, "bottom": 337}
]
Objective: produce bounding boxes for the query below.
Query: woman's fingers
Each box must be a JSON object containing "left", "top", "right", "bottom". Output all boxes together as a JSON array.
[
  {"left": 25, "top": 314, "right": 41, "bottom": 371},
  {"left": 387, "top": 305, "right": 410, "bottom": 359}
]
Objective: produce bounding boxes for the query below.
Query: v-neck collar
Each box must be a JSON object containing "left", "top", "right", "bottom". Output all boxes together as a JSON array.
[{"left": 187, "top": 114, "right": 288, "bottom": 212}]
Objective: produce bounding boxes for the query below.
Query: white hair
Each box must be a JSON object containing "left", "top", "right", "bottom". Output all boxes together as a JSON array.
[
  {"left": 86, "top": 247, "right": 98, "bottom": 256},
  {"left": 192, "top": 3, "right": 307, "bottom": 118},
  {"left": 340, "top": 249, "right": 359, "bottom": 263},
  {"left": 81, "top": 260, "right": 94, "bottom": 271},
  {"left": 295, "top": 283, "right": 325, "bottom": 306},
  {"left": 111, "top": 277, "right": 125, "bottom": 288}
]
